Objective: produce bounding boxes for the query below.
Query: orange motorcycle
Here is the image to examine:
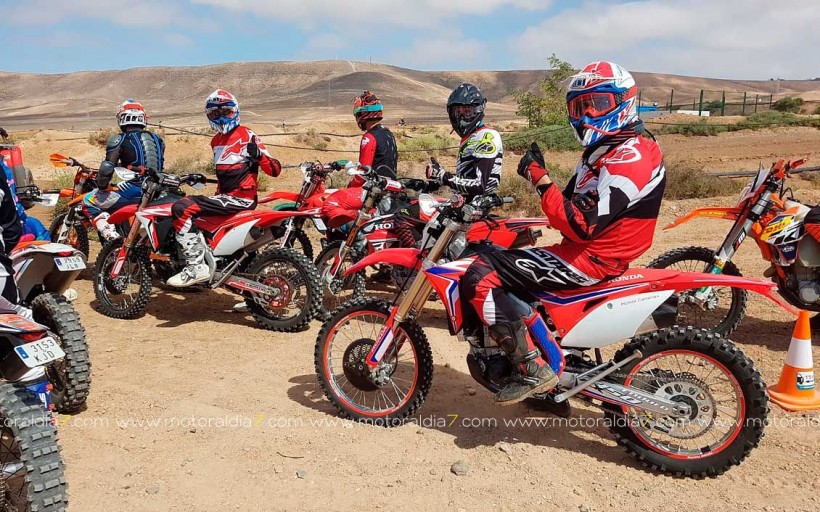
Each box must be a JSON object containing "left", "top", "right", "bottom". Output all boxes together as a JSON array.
[{"left": 649, "top": 158, "right": 814, "bottom": 335}]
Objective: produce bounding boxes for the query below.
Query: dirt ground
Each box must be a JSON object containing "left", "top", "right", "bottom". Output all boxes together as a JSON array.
[{"left": 16, "top": 125, "right": 820, "bottom": 511}]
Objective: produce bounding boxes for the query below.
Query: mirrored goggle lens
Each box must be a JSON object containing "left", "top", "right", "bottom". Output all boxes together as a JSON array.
[
  {"left": 568, "top": 93, "right": 616, "bottom": 120},
  {"left": 207, "top": 107, "right": 237, "bottom": 120}
]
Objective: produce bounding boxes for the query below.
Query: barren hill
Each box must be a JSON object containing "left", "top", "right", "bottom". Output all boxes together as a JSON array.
[{"left": 0, "top": 60, "right": 817, "bottom": 129}]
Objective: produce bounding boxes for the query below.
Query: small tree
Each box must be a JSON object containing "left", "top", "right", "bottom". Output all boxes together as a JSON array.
[
  {"left": 515, "top": 54, "right": 577, "bottom": 128},
  {"left": 771, "top": 96, "right": 804, "bottom": 113}
]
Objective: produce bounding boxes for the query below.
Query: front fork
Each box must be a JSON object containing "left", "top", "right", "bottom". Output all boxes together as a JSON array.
[{"left": 110, "top": 194, "right": 152, "bottom": 278}]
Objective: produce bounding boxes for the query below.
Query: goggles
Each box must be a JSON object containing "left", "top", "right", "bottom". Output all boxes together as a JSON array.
[
  {"left": 206, "top": 106, "right": 237, "bottom": 121},
  {"left": 567, "top": 92, "right": 617, "bottom": 120}
]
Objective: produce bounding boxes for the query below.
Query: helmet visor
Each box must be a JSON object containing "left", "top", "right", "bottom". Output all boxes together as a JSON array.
[
  {"left": 206, "top": 106, "right": 238, "bottom": 121},
  {"left": 450, "top": 105, "right": 478, "bottom": 122},
  {"left": 567, "top": 92, "right": 617, "bottom": 120}
]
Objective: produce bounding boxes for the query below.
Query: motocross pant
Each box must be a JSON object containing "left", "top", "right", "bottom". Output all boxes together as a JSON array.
[
  {"left": 82, "top": 181, "right": 142, "bottom": 218},
  {"left": 0, "top": 260, "right": 31, "bottom": 319},
  {"left": 460, "top": 245, "right": 606, "bottom": 327},
  {"left": 171, "top": 194, "right": 256, "bottom": 235},
  {"left": 321, "top": 187, "right": 364, "bottom": 229}
]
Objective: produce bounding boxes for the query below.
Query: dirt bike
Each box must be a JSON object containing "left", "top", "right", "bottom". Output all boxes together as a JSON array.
[
  {"left": 93, "top": 167, "right": 323, "bottom": 332},
  {"left": 258, "top": 160, "right": 344, "bottom": 260},
  {"left": 315, "top": 167, "right": 548, "bottom": 315},
  {"left": 46, "top": 153, "right": 108, "bottom": 258},
  {"left": 315, "top": 192, "right": 792, "bottom": 477},
  {"left": 11, "top": 240, "right": 91, "bottom": 414},
  {"left": 649, "top": 158, "right": 815, "bottom": 335},
  {"left": 0, "top": 312, "right": 70, "bottom": 510}
]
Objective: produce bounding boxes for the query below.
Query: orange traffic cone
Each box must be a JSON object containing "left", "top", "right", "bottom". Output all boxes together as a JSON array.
[{"left": 768, "top": 310, "right": 820, "bottom": 411}]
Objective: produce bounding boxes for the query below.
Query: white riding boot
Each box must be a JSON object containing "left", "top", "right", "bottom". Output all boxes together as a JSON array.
[
  {"left": 166, "top": 233, "right": 212, "bottom": 287},
  {"left": 93, "top": 212, "right": 120, "bottom": 241}
]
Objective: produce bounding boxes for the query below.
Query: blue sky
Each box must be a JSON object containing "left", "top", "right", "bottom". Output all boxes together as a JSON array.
[{"left": 4, "top": 0, "right": 818, "bottom": 79}]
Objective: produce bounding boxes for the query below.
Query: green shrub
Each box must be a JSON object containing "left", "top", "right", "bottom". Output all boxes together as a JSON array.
[
  {"left": 51, "top": 171, "right": 77, "bottom": 220},
  {"left": 771, "top": 96, "right": 804, "bottom": 113},
  {"left": 663, "top": 163, "right": 743, "bottom": 200},
  {"left": 164, "top": 156, "right": 214, "bottom": 176},
  {"left": 502, "top": 125, "right": 580, "bottom": 152},
  {"left": 498, "top": 163, "right": 571, "bottom": 216},
  {"left": 656, "top": 119, "right": 728, "bottom": 137},
  {"left": 397, "top": 133, "right": 457, "bottom": 162},
  {"left": 88, "top": 127, "right": 117, "bottom": 148}
]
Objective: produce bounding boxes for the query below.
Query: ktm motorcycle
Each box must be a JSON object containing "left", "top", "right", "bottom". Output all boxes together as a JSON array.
[
  {"left": 649, "top": 158, "right": 815, "bottom": 335},
  {"left": 315, "top": 192, "right": 792, "bottom": 477},
  {"left": 314, "top": 167, "right": 547, "bottom": 316},
  {"left": 0, "top": 313, "right": 70, "bottom": 510},
  {"left": 46, "top": 153, "right": 109, "bottom": 258},
  {"left": 93, "top": 167, "right": 323, "bottom": 332},
  {"left": 12, "top": 240, "right": 91, "bottom": 414}
]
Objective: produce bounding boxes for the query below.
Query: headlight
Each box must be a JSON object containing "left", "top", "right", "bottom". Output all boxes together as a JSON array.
[{"left": 447, "top": 231, "right": 467, "bottom": 259}]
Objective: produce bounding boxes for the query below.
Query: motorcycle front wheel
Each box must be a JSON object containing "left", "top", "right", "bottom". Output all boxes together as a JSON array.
[
  {"left": 93, "top": 238, "right": 153, "bottom": 319},
  {"left": 315, "top": 298, "right": 433, "bottom": 425},
  {"left": 48, "top": 212, "right": 90, "bottom": 259},
  {"left": 314, "top": 241, "right": 366, "bottom": 320},
  {"left": 647, "top": 246, "right": 747, "bottom": 336},
  {"left": 603, "top": 327, "right": 767, "bottom": 477}
]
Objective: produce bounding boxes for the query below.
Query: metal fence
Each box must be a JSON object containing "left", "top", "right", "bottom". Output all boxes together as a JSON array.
[{"left": 636, "top": 89, "right": 818, "bottom": 117}]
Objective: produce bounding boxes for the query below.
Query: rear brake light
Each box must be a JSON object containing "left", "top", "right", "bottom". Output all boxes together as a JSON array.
[
  {"left": 57, "top": 251, "right": 74, "bottom": 257},
  {"left": 19, "top": 332, "right": 46, "bottom": 342}
]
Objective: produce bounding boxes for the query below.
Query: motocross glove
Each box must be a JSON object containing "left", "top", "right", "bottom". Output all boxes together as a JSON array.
[
  {"left": 572, "top": 191, "right": 598, "bottom": 211},
  {"left": 517, "top": 142, "right": 548, "bottom": 186},
  {"left": 247, "top": 139, "right": 262, "bottom": 161}
]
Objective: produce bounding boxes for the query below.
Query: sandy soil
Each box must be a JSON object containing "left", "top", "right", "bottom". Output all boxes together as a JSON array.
[{"left": 15, "top": 126, "right": 820, "bottom": 511}]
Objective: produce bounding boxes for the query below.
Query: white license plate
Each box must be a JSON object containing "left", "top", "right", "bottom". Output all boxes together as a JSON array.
[
  {"left": 313, "top": 218, "right": 327, "bottom": 231},
  {"left": 54, "top": 256, "right": 86, "bottom": 271},
  {"left": 15, "top": 337, "right": 66, "bottom": 368}
]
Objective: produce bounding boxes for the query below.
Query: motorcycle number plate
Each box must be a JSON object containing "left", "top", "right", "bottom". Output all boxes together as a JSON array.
[
  {"left": 313, "top": 218, "right": 327, "bottom": 231},
  {"left": 54, "top": 256, "right": 86, "bottom": 272},
  {"left": 15, "top": 337, "right": 65, "bottom": 368}
]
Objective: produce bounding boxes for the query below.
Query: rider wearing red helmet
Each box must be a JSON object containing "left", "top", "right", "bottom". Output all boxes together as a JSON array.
[
  {"left": 167, "top": 89, "right": 281, "bottom": 287},
  {"left": 460, "top": 61, "right": 666, "bottom": 407},
  {"left": 320, "top": 91, "right": 398, "bottom": 229}
]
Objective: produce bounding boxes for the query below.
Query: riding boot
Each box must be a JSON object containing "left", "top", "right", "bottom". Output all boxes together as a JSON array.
[
  {"left": 93, "top": 212, "right": 120, "bottom": 241},
  {"left": 489, "top": 320, "right": 558, "bottom": 405},
  {"left": 166, "top": 232, "right": 212, "bottom": 287}
]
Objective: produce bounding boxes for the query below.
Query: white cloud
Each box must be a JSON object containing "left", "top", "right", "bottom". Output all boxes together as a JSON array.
[
  {"left": 191, "top": 0, "right": 549, "bottom": 29},
  {"left": 390, "top": 32, "right": 490, "bottom": 69},
  {"left": 510, "top": 0, "right": 820, "bottom": 79}
]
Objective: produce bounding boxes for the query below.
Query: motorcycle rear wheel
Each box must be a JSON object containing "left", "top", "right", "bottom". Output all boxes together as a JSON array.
[
  {"left": 0, "top": 382, "right": 68, "bottom": 511},
  {"left": 603, "top": 326, "right": 767, "bottom": 478},
  {"left": 93, "top": 238, "right": 153, "bottom": 319},
  {"left": 31, "top": 293, "right": 91, "bottom": 414},
  {"left": 243, "top": 247, "right": 322, "bottom": 332},
  {"left": 647, "top": 246, "right": 747, "bottom": 336}
]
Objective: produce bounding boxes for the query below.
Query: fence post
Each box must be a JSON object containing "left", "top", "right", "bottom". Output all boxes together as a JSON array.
[
  {"left": 669, "top": 89, "right": 674, "bottom": 113},
  {"left": 754, "top": 94, "right": 759, "bottom": 113},
  {"left": 741, "top": 91, "right": 747, "bottom": 115},
  {"left": 720, "top": 91, "right": 726, "bottom": 116},
  {"left": 769, "top": 94, "right": 774, "bottom": 109},
  {"left": 637, "top": 90, "right": 642, "bottom": 118},
  {"left": 698, "top": 89, "right": 704, "bottom": 116}
]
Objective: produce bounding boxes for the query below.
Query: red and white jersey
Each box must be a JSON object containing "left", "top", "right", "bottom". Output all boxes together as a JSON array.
[{"left": 211, "top": 125, "right": 281, "bottom": 200}]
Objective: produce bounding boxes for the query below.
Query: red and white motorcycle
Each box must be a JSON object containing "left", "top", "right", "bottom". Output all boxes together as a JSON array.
[
  {"left": 92, "top": 167, "right": 323, "bottom": 332},
  {"left": 316, "top": 193, "right": 792, "bottom": 477}
]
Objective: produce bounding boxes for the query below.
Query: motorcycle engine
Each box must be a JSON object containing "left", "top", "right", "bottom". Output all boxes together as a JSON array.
[{"left": 794, "top": 265, "right": 820, "bottom": 304}]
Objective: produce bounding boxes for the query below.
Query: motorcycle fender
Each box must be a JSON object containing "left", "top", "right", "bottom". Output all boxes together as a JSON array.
[
  {"left": 345, "top": 248, "right": 421, "bottom": 276},
  {"left": 11, "top": 243, "right": 85, "bottom": 300},
  {"left": 259, "top": 191, "right": 300, "bottom": 204},
  {"left": 270, "top": 201, "right": 297, "bottom": 212},
  {"left": 663, "top": 207, "right": 742, "bottom": 231},
  {"left": 108, "top": 204, "right": 139, "bottom": 224},
  {"left": 59, "top": 188, "right": 74, "bottom": 199},
  {"left": 66, "top": 195, "right": 86, "bottom": 207},
  {"left": 662, "top": 271, "right": 797, "bottom": 315}
]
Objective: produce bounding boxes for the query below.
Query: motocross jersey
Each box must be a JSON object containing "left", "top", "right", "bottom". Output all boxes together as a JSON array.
[
  {"left": 540, "top": 134, "right": 666, "bottom": 277},
  {"left": 349, "top": 124, "right": 398, "bottom": 187},
  {"left": 445, "top": 125, "right": 502, "bottom": 199},
  {"left": 211, "top": 125, "right": 281, "bottom": 200},
  {"left": 97, "top": 129, "right": 165, "bottom": 188}
]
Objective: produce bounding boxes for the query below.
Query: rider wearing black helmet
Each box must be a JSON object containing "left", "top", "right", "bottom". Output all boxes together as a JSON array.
[{"left": 425, "top": 83, "right": 502, "bottom": 200}]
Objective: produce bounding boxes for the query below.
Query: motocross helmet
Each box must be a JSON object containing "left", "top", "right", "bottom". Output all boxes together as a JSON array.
[
  {"left": 353, "top": 91, "right": 383, "bottom": 130},
  {"left": 566, "top": 61, "right": 638, "bottom": 147},
  {"left": 447, "top": 83, "right": 486, "bottom": 137},
  {"left": 117, "top": 99, "right": 147, "bottom": 131},
  {"left": 205, "top": 89, "right": 240, "bottom": 135}
]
